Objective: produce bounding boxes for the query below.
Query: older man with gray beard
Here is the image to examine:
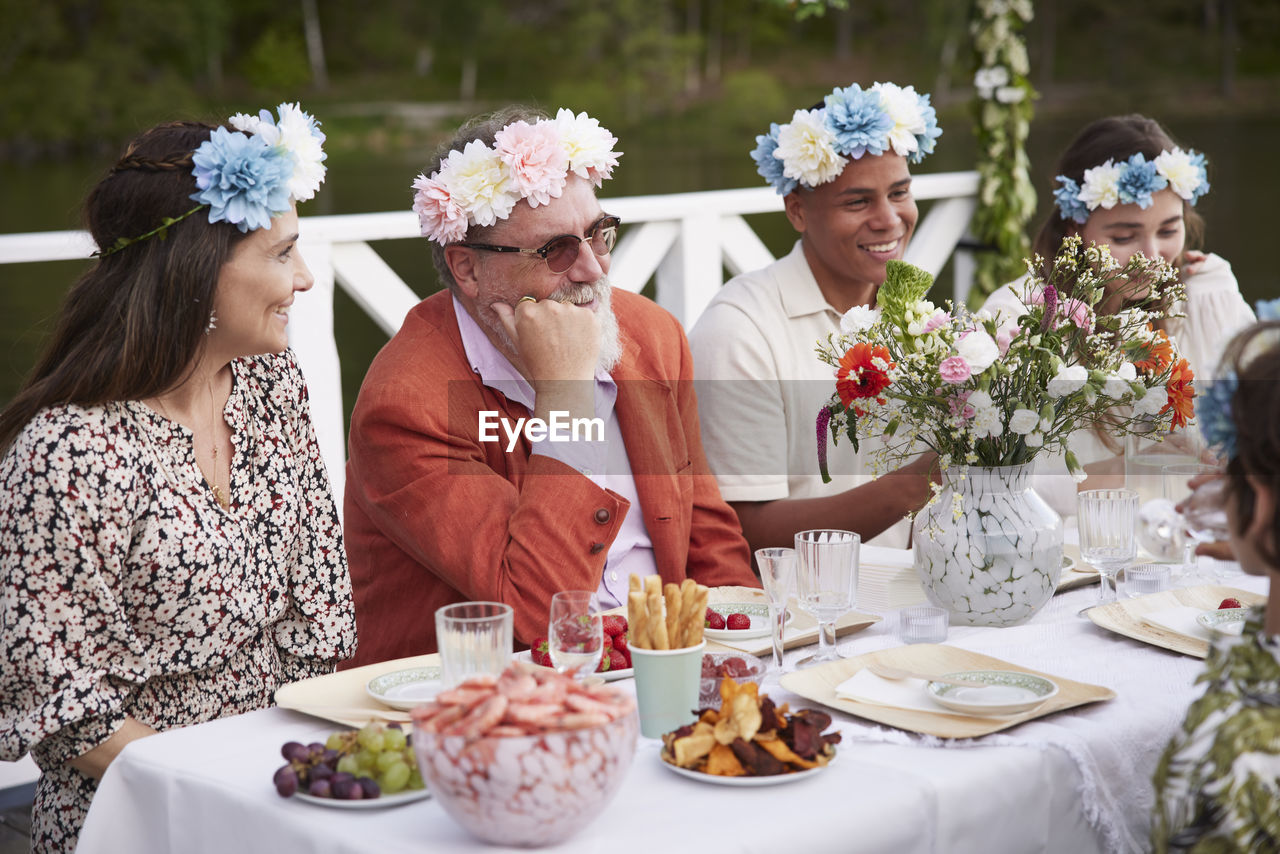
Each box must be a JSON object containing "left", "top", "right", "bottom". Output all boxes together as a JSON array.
[{"left": 342, "top": 107, "right": 758, "bottom": 666}]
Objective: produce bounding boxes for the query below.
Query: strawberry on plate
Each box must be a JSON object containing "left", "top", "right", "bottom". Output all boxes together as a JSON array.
[
  {"left": 1219, "top": 597, "right": 1244, "bottom": 610},
  {"left": 601, "top": 615, "right": 628, "bottom": 638},
  {"left": 613, "top": 635, "right": 630, "bottom": 666},
  {"left": 529, "top": 637, "right": 551, "bottom": 667},
  {"left": 726, "top": 613, "right": 751, "bottom": 631},
  {"left": 705, "top": 608, "right": 726, "bottom": 630},
  {"left": 606, "top": 649, "right": 628, "bottom": 672}
]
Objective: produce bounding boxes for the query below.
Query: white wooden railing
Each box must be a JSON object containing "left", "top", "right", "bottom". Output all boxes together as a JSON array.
[{"left": 0, "top": 172, "right": 979, "bottom": 514}]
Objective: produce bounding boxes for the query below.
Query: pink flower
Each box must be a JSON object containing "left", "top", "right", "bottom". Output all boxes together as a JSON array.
[
  {"left": 922, "top": 309, "right": 948, "bottom": 334},
  {"left": 996, "top": 324, "right": 1016, "bottom": 355},
  {"left": 1063, "top": 298, "right": 1091, "bottom": 330},
  {"left": 946, "top": 390, "right": 975, "bottom": 420},
  {"left": 938, "top": 355, "right": 972, "bottom": 384},
  {"left": 494, "top": 120, "right": 569, "bottom": 208},
  {"left": 412, "top": 173, "right": 468, "bottom": 244}
]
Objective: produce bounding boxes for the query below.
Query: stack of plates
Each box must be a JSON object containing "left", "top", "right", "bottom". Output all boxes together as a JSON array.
[{"left": 857, "top": 546, "right": 927, "bottom": 613}]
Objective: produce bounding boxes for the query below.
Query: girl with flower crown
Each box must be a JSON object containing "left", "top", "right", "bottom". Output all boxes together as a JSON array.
[
  {"left": 981, "top": 115, "right": 1255, "bottom": 516},
  {"left": 0, "top": 108, "right": 356, "bottom": 852},
  {"left": 1151, "top": 317, "right": 1280, "bottom": 852},
  {"left": 689, "top": 82, "right": 942, "bottom": 552}
]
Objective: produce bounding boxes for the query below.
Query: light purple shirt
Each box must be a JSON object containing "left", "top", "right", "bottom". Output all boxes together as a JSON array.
[{"left": 452, "top": 296, "right": 655, "bottom": 608}]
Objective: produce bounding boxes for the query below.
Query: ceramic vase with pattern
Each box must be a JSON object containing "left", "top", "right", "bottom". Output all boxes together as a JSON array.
[{"left": 913, "top": 463, "right": 1063, "bottom": 627}]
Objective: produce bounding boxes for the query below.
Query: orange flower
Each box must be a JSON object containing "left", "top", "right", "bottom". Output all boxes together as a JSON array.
[
  {"left": 1161, "top": 357, "right": 1195, "bottom": 430},
  {"left": 1134, "top": 328, "right": 1174, "bottom": 374},
  {"left": 836, "top": 343, "right": 894, "bottom": 408}
]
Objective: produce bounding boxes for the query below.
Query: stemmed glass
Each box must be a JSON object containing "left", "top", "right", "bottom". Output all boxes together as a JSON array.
[
  {"left": 1163, "top": 464, "right": 1232, "bottom": 579},
  {"left": 755, "top": 547, "right": 797, "bottom": 671},
  {"left": 793, "top": 530, "right": 859, "bottom": 669},
  {"left": 547, "top": 591, "right": 604, "bottom": 680},
  {"left": 1077, "top": 489, "right": 1139, "bottom": 611}
]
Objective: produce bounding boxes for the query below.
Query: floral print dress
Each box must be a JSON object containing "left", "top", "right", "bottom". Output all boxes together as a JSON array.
[
  {"left": 1152, "top": 607, "right": 1280, "bottom": 852},
  {"left": 0, "top": 350, "right": 356, "bottom": 853}
]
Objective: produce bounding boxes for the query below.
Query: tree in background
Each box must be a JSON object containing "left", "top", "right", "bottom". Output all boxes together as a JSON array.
[{"left": 968, "top": 0, "right": 1036, "bottom": 306}]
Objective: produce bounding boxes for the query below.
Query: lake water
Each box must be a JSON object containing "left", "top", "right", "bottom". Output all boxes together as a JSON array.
[{"left": 1, "top": 111, "right": 1273, "bottom": 413}]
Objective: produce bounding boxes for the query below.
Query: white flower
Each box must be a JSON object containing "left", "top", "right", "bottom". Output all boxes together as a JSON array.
[
  {"left": 439, "top": 140, "right": 518, "bottom": 227},
  {"left": 1078, "top": 160, "right": 1122, "bottom": 211},
  {"left": 972, "top": 405, "right": 1003, "bottom": 438},
  {"left": 1153, "top": 148, "right": 1201, "bottom": 201},
  {"left": 954, "top": 328, "right": 1000, "bottom": 374},
  {"left": 1101, "top": 362, "right": 1138, "bottom": 400},
  {"left": 229, "top": 110, "right": 276, "bottom": 140},
  {"left": 840, "top": 305, "right": 880, "bottom": 336},
  {"left": 1025, "top": 431, "right": 1044, "bottom": 447},
  {"left": 774, "top": 109, "right": 847, "bottom": 188},
  {"left": 994, "top": 86, "right": 1025, "bottom": 104},
  {"left": 274, "top": 103, "right": 327, "bottom": 201},
  {"left": 552, "top": 109, "right": 621, "bottom": 186},
  {"left": 974, "top": 66, "right": 1010, "bottom": 96},
  {"left": 872, "top": 82, "right": 926, "bottom": 158},
  {"left": 1135, "top": 384, "right": 1168, "bottom": 416},
  {"left": 1008, "top": 408, "right": 1039, "bottom": 435},
  {"left": 1047, "top": 364, "right": 1089, "bottom": 398}
]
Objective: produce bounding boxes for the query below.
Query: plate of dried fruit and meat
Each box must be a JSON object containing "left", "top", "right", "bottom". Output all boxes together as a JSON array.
[{"left": 659, "top": 677, "right": 839, "bottom": 786}]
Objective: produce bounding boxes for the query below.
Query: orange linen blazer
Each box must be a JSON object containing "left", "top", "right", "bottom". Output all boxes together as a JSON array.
[{"left": 342, "top": 289, "right": 757, "bottom": 666}]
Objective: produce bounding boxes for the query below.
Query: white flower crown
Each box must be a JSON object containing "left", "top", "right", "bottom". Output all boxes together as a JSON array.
[
  {"left": 412, "top": 109, "right": 622, "bottom": 245},
  {"left": 1053, "top": 147, "right": 1209, "bottom": 223}
]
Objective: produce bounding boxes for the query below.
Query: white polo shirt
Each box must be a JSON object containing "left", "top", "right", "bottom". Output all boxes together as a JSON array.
[{"left": 688, "top": 241, "right": 912, "bottom": 548}]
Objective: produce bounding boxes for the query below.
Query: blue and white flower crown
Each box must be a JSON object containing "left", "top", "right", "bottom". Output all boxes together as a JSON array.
[
  {"left": 752, "top": 82, "right": 942, "bottom": 195},
  {"left": 95, "top": 103, "right": 326, "bottom": 257},
  {"left": 1052, "top": 147, "right": 1209, "bottom": 224}
]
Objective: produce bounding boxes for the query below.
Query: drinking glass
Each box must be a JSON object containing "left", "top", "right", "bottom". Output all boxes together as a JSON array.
[
  {"left": 1163, "top": 464, "right": 1232, "bottom": 579},
  {"left": 793, "top": 530, "right": 859, "bottom": 668},
  {"left": 548, "top": 591, "right": 604, "bottom": 680},
  {"left": 755, "top": 547, "right": 797, "bottom": 670},
  {"left": 1077, "top": 489, "right": 1139, "bottom": 610},
  {"left": 436, "top": 602, "right": 514, "bottom": 689}
]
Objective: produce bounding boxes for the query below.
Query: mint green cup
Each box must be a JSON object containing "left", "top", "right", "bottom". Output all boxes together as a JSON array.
[{"left": 629, "top": 640, "right": 706, "bottom": 738}]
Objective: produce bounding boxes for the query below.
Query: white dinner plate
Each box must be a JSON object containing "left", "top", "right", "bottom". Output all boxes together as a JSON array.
[
  {"left": 925, "top": 671, "right": 1059, "bottom": 717},
  {"left": 512, "top": 650, "right": 633, "bottom": 681},
  {"left": 294, "top": 787, "right": 431, "bottom": 809},
  {"left": 366, "top": 666, "right": 443, "bottom": 711},
  {"left": 1196, "top": 608, "right": 1248, "bottom": 637},
  {"left": 703, "top": 602, "right": 791, "bottom": 641},
  {"left": 658, "top": 753, "right": 830, "bottom": 786}
]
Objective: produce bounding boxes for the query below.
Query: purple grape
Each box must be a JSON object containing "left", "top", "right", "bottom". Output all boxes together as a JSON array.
[
  {"left": 332, "top": 778, "right": 363, "bottom": 800},
  {"left": 273, "top": 764, "right": 298, "bottom": 798},
  {"left": 307, "top": 742, "right": 326, "bottom": 757},
  {"left": 321, "top": 748, "right": 341, "bottom": 765},
  {"left": 330, "top": 772, "right": 355, "bottom": 786},
  {"left": 280, "top": 741, "right": 309, "bottom": 764},
  {"left": 308, "top": 778, "right": 333, "bottom": 798},
  {"left": 358, "top": 777, "right": 381, "bottom": 799},
  {"left": 386, "top": 722, "right": 402, "bottom": 730},
  {"left": 310, "top": 763, "right": 333, "bottom": 781}
]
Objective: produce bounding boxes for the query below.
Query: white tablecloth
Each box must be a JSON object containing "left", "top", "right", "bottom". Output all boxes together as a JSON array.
[{"left": 76, "top": 566, "right": 1269, "bottom": 854}]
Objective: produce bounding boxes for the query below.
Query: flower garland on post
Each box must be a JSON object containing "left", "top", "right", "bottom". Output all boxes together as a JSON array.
[{"left": 969, "top": 0, "right": 1037, "bottom": 307}]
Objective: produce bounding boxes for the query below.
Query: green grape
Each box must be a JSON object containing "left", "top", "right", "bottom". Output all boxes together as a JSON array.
[
  {"left": 324, "top": 732, "right": 347, "bottom": 752},
  {"left": 379, "top": 760, "right": 411, "bottom": 794},
  {"left": 407, "top": 767, "right": 424, "bottom": 790},
  {"left": 336, "top": 754, "right": 360, "bottom": 775},
  {"left": 355, "top": 748, "right": 377, "bottom": 771},
  {"left": 356, "top": 724, "right": 385, "bottom": 752},
  {"left": 383, "top": 727, "right": 407, "bottom": 751},
  {"left": 375, "top": 751, "right": 401, "bottom": 773}
]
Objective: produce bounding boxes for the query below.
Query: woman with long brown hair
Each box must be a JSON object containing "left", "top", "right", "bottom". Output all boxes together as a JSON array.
[
  {"left": 981, "top": 115, "right": 1254, "bottom": 515},
  {"left": 0, "top": 106, "right": 355, "bottom": 852}
]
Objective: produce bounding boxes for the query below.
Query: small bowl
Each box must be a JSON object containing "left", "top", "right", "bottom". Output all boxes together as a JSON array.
[
  {"left": 925, "top": 670, "right": 1059, "bottom": 717},
  {"left": 698, "top": 652, "right": 766, "bottom": 709},
  {"left": 412, "top": 707, "right": 638, "bottom": 846},
  {"left": 1197, "top": 608, "right": 1248, "bottom": 638}
]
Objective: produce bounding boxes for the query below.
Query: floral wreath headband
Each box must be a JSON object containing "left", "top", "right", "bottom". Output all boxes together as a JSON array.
[
  {"left": 1052, "top": 147, "right": 1209, "bottom": 224},
  {"left": 93, "top": 103, "right": 327, "bottom": 258},
  {"left": 1198, "top": 299, "right": 1280, "bottom": 460},
  {"left": 412, "top": 109, "right": 622, "bottom": 246},
  {"left": 751, "top": 82, "right": 942, "bottom": 196}
]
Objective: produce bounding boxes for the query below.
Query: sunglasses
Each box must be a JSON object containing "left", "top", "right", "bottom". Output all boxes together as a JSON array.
[{"left": 461, "top": 215, "right": 620, "bottom": 274}]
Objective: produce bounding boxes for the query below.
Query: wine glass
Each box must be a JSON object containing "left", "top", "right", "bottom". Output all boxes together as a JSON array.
[
  {"left": 755, "top": 547, "right": 797, "bottom": 671},
  {"left": 1077, "top": 489, "right": 1139, "bottom": 611},
  {"left": 547, "top": 591, "right": 603, "bottom": 680},
  {"left": 793, "top": 530, "right": 859, "bottom": 669},
  {"left": 1163, "top": 464, "right": 1232, "bottom": 579}
]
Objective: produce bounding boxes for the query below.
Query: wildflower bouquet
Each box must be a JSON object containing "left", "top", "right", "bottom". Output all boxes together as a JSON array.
[{"left": 817, "top": 235, "right": 1194, "bottom": 485}]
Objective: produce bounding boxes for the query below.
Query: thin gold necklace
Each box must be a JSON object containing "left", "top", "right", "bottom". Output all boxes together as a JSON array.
[{"left": 152, "top": 379, "right": 229, "bottom": 510}]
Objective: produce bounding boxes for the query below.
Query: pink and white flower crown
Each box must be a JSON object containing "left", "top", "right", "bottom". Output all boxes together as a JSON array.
[{"left": 412, "top": 109, "right": 622, "bottom": 245}]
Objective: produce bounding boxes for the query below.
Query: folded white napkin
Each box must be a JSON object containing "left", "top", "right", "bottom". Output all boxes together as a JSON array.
[
  {"left": 833, "top": 669, "right": 1012, "bottom": 719},
  {"left": 1139, "top": 605, "right": 1211, "bottom": 640},
  {"left": 858, "top": 546, "right": 928, "bottom": 612}
]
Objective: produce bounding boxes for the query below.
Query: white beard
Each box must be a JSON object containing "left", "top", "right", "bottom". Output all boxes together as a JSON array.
[{"left": 479, "top": 276, "right": 622, "bottom": 374}]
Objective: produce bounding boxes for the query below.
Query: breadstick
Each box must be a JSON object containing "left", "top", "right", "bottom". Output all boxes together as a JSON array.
[
  {"left": 647, "top": 587, "right": 669, "bottom": 649},
  {"left": 628, "top": 591, "right": 650, "bottom": 649},
  {"left": 690, "top": 585, "right": 709, "bottom": 645},
  {"left": 676, "top": 578, "right": 699, "bottom": 647},
  {"left": 644, "top": 574, "right": 661, "bottom": 599},
  {"left": 629, "top": 574, "right": 642, "bottom": 595},
  {"left": 664, "top": 583, "right": 681, "bottom": 646}
]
